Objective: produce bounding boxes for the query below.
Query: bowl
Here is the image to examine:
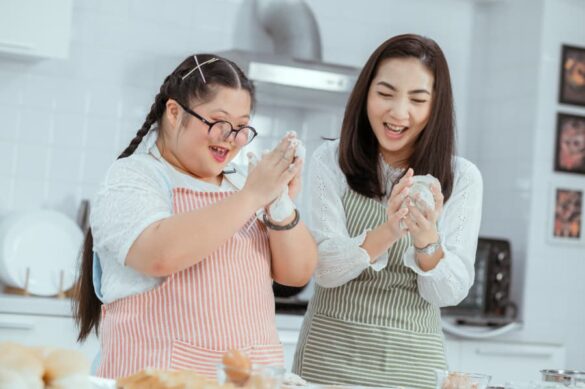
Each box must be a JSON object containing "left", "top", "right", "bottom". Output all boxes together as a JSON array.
[
  {"left": 540, "top": 370, "right": 585, "bottom": 386},
  {"left": 216, "top": 363, "right": 285, "bottom": 388},
  {"left": 434, "top": 369, "right": 491, "bottom": 389}
]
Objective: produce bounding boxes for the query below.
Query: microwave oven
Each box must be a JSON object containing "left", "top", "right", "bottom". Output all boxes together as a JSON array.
[{"left": 441, "top": 237, "right": 516, "bottom": 325}]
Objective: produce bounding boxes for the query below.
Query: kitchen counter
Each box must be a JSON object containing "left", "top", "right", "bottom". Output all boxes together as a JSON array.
[{"left": 0, "top": 293, "right": 74, "bottom": 317}]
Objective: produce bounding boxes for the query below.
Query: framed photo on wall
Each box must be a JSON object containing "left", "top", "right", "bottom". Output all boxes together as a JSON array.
[
  {"left": 549, "top": 187, "right": 583, "bottom": 244},
  {"left": 559, "top": 44, "right": 585, "bottom": 107},
  {"left": 554, "top": 113, "right": 585, "bottom": 175}
]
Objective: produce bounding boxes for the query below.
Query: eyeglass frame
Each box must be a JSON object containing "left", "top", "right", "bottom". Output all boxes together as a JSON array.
[{"left": 176, "top": 101, "right": 258, "bottom": 145}]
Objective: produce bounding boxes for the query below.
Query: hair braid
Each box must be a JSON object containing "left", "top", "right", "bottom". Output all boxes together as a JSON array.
[{"left": 117, "top": 74, "right": 178, "bottom": 159}]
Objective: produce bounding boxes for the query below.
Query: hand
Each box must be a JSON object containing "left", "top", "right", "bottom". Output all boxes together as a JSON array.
[
  {"left": 384, "top": 168, "right": 414, "bottom": 240},
  {"left": 403, "top": 181, "right": 444, "bottom": 248},
  {"left": 287, "top": 157, "right": 304, "bottom": 201},
  {"left": 243, "top": 135, "right": 301, "bottom": 208}
]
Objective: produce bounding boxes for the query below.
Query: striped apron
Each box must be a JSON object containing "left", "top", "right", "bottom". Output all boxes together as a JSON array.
[
  {"left": 96, "top": 188, "right": 283, "bottom": 379},
  {"left": 293, "top": 190, "right": 446, "bottom": 389}
]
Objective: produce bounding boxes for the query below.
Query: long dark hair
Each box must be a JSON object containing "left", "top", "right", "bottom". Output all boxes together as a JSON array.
[
  {"left": 73, "top": 54, "right": 255, "bottom": 342},
  {"left": 339, "top": 34, "right": 455, "bottom": 201}
]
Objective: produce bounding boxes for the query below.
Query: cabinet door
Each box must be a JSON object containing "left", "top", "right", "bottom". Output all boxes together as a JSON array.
[
  {"left": 444, "top": 337, "right": 461, "bottom": 370},
  {"left": 458, "top": 341, "right": 566, "bottom": 386},
  {"left": 278, "top": 329, "right": 300, "bottom": 372},
  {"left": 0, "top": 313, "right": 99, "bottom": 362},
  {"left": 0, "top": 0, "right": 73, "bottom": 58}
]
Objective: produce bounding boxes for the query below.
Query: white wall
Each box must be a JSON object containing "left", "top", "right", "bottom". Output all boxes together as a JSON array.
[
  {"left": 465, "top": 0, "right": 544, "bottom": 326},
  {"left": 522, "top": 0, "right": 585, "bottom": 369},
  {"left": 0, "top": 0, "right": 475, "bottom": 220}
]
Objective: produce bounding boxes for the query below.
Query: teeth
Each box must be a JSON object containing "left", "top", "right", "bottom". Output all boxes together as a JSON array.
[
  {"left": 385, "top": 123, "right": 406, "bottom": 133},
  {"left": 210, "top": 146, "right": 228, "bottom": 156}
]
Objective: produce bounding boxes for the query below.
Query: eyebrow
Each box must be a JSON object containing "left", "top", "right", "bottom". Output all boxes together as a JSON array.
[
  {"left": 210, "top": 109, "right": 250, "bottom": 119},
  {"left": 376, "top": 81, "right": 431, "bottom": 96}
]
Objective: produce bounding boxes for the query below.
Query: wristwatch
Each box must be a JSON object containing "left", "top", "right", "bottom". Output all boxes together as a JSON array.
[{"left": 415, "top": 236, "right": 441, "bottom": 256}]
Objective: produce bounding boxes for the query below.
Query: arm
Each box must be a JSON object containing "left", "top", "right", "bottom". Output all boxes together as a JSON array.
[
  {"left": 402, "top": 159, "right": 483, "bottom": 307},
  {"left": 309, "top": 142, "right": 404, "bottom": 288}
]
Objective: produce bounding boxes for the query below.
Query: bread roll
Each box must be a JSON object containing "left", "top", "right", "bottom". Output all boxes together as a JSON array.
[{"left": 0, "top": 342, "right": 44, "bottom": 389}]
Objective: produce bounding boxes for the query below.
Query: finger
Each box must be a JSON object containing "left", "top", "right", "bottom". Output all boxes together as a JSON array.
[
  {"left": 407, "top": 201, "right": 431, "bottom": 229},
  {"left": 279, "top": 157, "right": 303, "bottom": 184},
  {"left": 390, "top": 174, "right": 413, "bottom": 200},
  {"left": 431, "top": 183, "right": 444, "bottom": 210},
  {"left": 266, "top": 136, "right": 293, "bottom": 164},
  {"left": 389, "top": 206, "right": 409, "bottom": 224},
  {"left": 388, "top": 187, "right": 409, "bottom": 213}
]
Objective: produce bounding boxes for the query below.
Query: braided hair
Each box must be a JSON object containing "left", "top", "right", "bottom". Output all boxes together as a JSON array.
[{"left": 74, "top": 54, "right": 255, "bottom": 342}]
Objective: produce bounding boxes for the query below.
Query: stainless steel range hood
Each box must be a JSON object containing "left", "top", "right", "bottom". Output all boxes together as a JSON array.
[
  {"left": 220, "top": 0, "right": 359, "bottom": 108},
  {"left": 220, "top": 49, "right": 358, "bottom": 108}
]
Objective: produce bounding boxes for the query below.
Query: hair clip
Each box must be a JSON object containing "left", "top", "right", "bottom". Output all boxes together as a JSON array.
[{"left": 181, "top": 56, "right": 219, "bottom": 83}]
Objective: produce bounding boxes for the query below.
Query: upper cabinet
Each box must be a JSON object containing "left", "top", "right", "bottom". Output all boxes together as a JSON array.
[{"left": 0, "top": 0, "right": 73, "bottom": 59}]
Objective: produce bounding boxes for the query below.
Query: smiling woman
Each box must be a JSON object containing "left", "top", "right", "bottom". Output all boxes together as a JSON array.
[
  {"left": 73, "top": 53, "right": 318, "bottom": 379},
  {"left": 292, "top": 34, "right": 483, "bottom": 389}
]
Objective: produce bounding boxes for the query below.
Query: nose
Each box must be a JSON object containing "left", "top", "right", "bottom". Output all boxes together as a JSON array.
[{"left": 389, "top": 98, "right": 409, "bottom": 122}]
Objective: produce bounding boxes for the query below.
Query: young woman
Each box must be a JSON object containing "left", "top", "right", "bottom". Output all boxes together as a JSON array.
[
  {"left": 74, "top": 54, "right": 317, "bottom": 379},
  {"left": 292, "top": 34, "right": 483, "bottom": 389}
]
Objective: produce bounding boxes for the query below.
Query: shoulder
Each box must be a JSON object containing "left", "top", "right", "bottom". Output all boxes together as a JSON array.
[
  {"left": 102, "top": 153, "right": 171, "bottom": 192},
  {"left": 311, "top": 139, "right": 343, "bottom": 176},
  {"left": 448, "top": 156, "right": 483, "bottom": 205},
  {"left": 453, "top": 156, "right": 482, "bottom": 185}
]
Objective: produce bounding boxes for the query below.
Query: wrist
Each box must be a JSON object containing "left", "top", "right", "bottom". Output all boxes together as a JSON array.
[
  {"left": 414, "top": 235, "right": 441, "bottom": 256},
  {"left": 238, "top": 189, "right": 264, "bottom": 213}
]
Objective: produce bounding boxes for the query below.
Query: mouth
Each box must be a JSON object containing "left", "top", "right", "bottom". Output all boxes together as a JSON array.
[
  {"left": 209, "top": 145, "right": 230, "bottom": 162},
  {"left": 384, "top": 122, "right": 408, "bottom": 134}
]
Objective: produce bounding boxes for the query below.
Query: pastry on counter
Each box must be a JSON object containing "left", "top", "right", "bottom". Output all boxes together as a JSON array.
[{"left": 0, "top": 341, "right": 91, "bottom": 389}]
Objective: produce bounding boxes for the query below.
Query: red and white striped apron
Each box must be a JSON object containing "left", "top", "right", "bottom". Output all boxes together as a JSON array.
[{"left": 96, "top": 188, "right": 284, "bottom": 379}]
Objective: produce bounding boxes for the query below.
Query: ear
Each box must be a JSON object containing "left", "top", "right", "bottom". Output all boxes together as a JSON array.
[{"left": 165, "top": 99, "right": 182, "bottom": 128}]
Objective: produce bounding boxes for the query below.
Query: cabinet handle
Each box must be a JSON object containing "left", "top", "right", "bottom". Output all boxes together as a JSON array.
[
  {"left": 0, "top": 41, "right": 34, "bottom": 51},
  {"left": 0, "top": 320, "right": 35, "bottom": 331},
  {"left": 475, "top": 349, "right": 551, "bottom": 359}
]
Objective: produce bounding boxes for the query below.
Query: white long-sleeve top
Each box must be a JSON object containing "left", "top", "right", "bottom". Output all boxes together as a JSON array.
[{"left": 309, "top": 140, "right": 483, "bottom": 307}]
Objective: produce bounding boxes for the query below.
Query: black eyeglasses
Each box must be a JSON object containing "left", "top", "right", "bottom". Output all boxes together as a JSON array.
[{"left": 177, "top": 101, "right": 257, "bottom": 146}]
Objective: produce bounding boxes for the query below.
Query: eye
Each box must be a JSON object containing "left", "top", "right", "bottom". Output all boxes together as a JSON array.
[
  {"left": 377, "top": 92, "right": 393, "bottom": 98},
  {"left": 412, "top": 99, "right": 428, "bottom": 104}
]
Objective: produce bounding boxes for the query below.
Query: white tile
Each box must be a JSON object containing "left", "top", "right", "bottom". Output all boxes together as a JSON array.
[
  {"left": 12, "top": 178, "right": 47, "bottom": 211},
  {"left": 0, "top": 177, "right": 15, "bottom": 214},
  {"left": 0, "top": 70, "right": 25, "bottom": 105},
  {"left": 81, "top": 149, "right": 117, "bottom": 185},
  {"left": 0, "top": 105, "right": 21, "bottom": 142},
  {"left": 18, "top": 108, "right": 54, "bottom": 145},
  {"left": 84, "top": 115, "right": 119, "bottom": 151},
  {"left": 53, "top": 112, "right": 87, "bottom": 149},
  {"left": 49, "top": 147, "right": 84, "bottom": 182},
  {"left": 45, "top": 180, "right": 82, "bottom": 218},
  {"left": 15, "top": 144, "right": 50, "bottom": 180},
  {"left": 0, "top": 141, "right": 17, "bottom": 177}
]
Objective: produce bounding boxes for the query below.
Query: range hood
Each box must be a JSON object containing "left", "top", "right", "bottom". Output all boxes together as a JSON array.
[
  {"left": 220, "top": 49, "right": 359, "bottom": 108},
  {"left": 219, "top": 0, "right": 359, "bottom": 108}
]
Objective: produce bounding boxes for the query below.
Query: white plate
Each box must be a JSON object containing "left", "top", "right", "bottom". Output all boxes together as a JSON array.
[{"left": 0, "top": 210, "right": 83, "bottom": 296}]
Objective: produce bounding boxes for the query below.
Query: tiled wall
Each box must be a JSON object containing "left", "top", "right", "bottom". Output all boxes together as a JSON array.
[{"left": 466, "top": 0, "right": 585, "bottom": 369}]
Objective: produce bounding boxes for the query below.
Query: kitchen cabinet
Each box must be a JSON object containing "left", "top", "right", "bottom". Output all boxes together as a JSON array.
[
  {"left": 446, "top": 338, "right": 566, "bottom": 386},
  {"left": 0, "top": 0, "right": 73, "bottom": 59},
  {"left": 0, "top": 294, "right": 99, "bottom": 361}
]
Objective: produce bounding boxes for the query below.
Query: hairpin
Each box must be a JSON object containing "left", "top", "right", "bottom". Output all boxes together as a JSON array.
[{"left": 181, "top": 56, "right": 219, "bottom": 83}]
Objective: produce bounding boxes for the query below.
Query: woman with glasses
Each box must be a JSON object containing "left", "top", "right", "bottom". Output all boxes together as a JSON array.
[
  {"left": 74, "top": 54, "right": 317, "bottom": 379},
  {"left": 292, "top": 34, "right": 483, "bottom": 389}
]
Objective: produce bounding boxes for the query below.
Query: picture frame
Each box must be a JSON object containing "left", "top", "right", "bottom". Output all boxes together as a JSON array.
[
  {"left": 549, "top": 187, "right": 583, "bottom": 244},
  {"left": 559, "top": 44, "right": 585, "bottom": 107},
  {"left": 554, "top": 113, "right": 585, "bottom": 175}
]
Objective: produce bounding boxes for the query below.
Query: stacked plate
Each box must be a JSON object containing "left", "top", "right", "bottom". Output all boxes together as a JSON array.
[{"left": 0, "top": 210, "right": 84, "bottom": 296}]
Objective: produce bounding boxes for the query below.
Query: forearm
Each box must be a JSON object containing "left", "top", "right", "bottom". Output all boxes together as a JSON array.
[
  {"left": 361, "top": 222, "right": 401, "bottom": 263},
  {"left": 126, "top": 189, "right": 260, "bottom": 276},
  {"left": 269, "top": 218, "right": 318, "bottom": 287}
]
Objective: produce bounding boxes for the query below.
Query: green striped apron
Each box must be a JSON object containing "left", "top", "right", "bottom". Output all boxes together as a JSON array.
[{"left": 293, "top": 190, "right": 446, "bottom": 389}]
